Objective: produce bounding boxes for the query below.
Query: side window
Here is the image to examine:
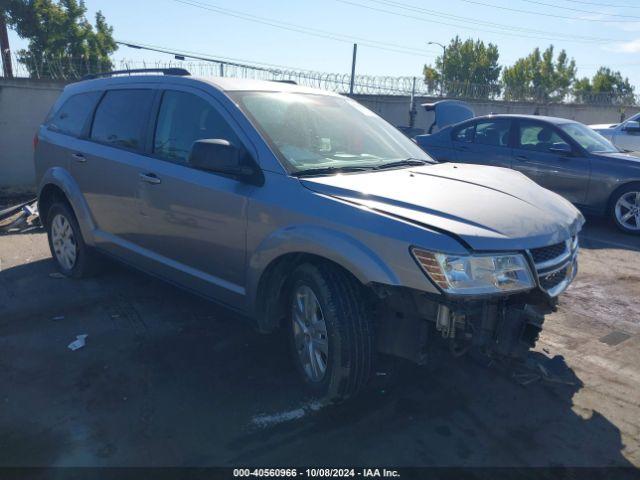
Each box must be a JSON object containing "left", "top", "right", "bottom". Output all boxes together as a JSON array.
[
  {"left": 474, "top": 120, "right": 511, "bottom": 147},
  {"left": 453, "top": 123, "right": 475, "bottom": 143},
  {"left": 90, "top": 89, "right": 154, "bottom": 150},
  {"left": 154, "top": 90, "right": 239, "bottom": 164},
  {"left": 518, "top": 121, "right": 569, "bottom": 153},
  {"left": 48, "top": 91, "right": 101, "bottom": 137}
]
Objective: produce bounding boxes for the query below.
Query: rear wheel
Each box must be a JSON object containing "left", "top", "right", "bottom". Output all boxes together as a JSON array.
[
  {"left": 611, "top": 184, "right": 640, "bottom": 234},
  {"left": 46, "top": 202, "right": 99, "bottom": 278},
  {"left": 287, "top": 263, "right": 374, "bottom": 402}
]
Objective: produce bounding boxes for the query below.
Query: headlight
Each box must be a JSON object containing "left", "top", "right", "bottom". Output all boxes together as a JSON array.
[{"left": 412, "top": 248, "right": 535, "bottom": 295}]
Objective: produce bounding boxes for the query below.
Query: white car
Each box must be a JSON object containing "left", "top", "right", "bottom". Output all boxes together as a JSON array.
[{"left": 590, "top": 113, "right": 640, "bottom": 154}]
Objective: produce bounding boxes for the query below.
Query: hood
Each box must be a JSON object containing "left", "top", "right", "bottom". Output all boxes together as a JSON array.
[
  {"left": 589, "top": 123, "right": 618, "bottom": 131},
  {"left": 301, "top": 163, "right": 584, "bottom": 251},
  {"left": 593, "top": 151, "right": 640, "bottom": 164}
]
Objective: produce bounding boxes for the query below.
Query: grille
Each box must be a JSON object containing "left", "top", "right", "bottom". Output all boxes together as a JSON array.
[
  {"left": 539, "top": 266, "right": 569, "bottom": 291},
  {"left": 530, "top": 241, "right": 566, "bottom": 264}
]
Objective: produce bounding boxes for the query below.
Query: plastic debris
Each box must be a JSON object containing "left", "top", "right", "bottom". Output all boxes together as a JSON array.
[
  {"left": 67, "top": 334, "right": 88, "bottom": 351},
  {"left": 0, "top": 198, "right": 41, "bottom": 234}
]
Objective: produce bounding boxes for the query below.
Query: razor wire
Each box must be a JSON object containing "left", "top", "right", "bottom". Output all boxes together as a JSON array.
[{"left": 2, "top": 54, "right": 638, "bottom": 106}]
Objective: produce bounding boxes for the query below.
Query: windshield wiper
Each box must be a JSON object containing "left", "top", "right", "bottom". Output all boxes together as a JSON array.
[
  {"left": 292, "top": 166, "right": 374, "bottom": 177},
  {"left": 373, "top": 158, "right": 429, "bottom": 170}
]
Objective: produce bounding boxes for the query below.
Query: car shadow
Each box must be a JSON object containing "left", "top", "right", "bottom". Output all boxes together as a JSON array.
[
  {"left": 0, "top": 255, "right": 637, "bottom": 469},
  {"left": 580, "top": 215, "right": 640, "bottom": 252}
]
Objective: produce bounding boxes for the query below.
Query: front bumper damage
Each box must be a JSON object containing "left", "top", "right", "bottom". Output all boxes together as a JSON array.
[
  {"left": 374, "top": 237, "right": 579, "bottom": 364},
  {"left": 373, "top": 286, "right": 558, "bottom": 365}
]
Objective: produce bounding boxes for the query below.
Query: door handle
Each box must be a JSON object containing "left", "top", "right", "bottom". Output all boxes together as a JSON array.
[
  {"left": 139, "top": 173, "right": 161, "bottom": 185},
  {"left": 72, "top": 152, "right": 86, "bottom": 163},
  {"left": 515, "top": 154, "right": 528, "bottom": 161}
]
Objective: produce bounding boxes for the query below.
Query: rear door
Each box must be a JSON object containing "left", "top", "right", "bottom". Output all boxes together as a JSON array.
[
  {"left": 511, "top": 119, "right": 589, "bottom": 204},
  {"left": 133, "top": 87, "right": 256, "bottom": 307},
  {"left": 451, "top": 118, "right": 513, "bottom": 168},
  {"left": 71, "top": 88, "right": 156, "bottom": 256}
]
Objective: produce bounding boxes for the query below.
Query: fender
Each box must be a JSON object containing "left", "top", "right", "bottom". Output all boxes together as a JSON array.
[
  {"left": 245, "top": 224, "right": 401, "bottom": 316},
  {"left": 38, "top": 167, "right": 97, "bottom": 246}
]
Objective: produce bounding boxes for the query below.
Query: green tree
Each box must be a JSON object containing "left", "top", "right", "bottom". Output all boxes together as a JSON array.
[
  {"left": 423, "top": 36, "right": 501, "bottom": 99},
  {"left": 573, "top": 67, "right": 635, "bottom": 104},
  {"left": 502, "top": 45, "right": 576, "bottom": 102},
  {"left": 5, "top": 0, "right": 117, "bottom": 79}
]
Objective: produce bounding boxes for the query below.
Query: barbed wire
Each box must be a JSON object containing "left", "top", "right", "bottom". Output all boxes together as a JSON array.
[{"left": 1, "top": 54, "right": 637, "bottom": 106}]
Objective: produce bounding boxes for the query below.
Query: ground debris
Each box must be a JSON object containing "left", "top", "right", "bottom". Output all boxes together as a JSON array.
[
  {"left": 67, "top": 334, "right": 88, "bottom": 351},
  {"left": 0, "top": 198, "right": 41, "bottom": 235}
]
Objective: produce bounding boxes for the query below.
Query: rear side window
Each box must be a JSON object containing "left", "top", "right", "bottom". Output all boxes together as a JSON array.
[
  {"left": 91, "top": 89, "right": 154, "bottom": 150},
  {"left": 474, "top": 120, "right": 511, "bottom": 147},
  {"left": 48, "top": 91, "right": 101, "bottom": 137},
  {"left": 453, "top": 123, "right": 475, "bottom": 143},
  {"left": 153, "top": 90, "right": 239, "bottom": 164}
]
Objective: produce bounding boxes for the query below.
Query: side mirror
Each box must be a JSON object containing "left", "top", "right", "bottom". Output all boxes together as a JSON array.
[
  {"left": 549, "top": 142, "right": 572, "bottom": 155},
  {"left": 189, "top": 139, "right": 260, "bottom": 183},
  {"left": 623, "top": 120, "right": 640, "bottom": 133}
]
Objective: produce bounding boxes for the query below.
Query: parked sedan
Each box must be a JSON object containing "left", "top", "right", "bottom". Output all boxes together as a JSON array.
[
  {"left": 590, "top": 113, "right": 640, "bottom": 154},
  {"left": 416, "top": 114, "right": 640, "bottom": 234}
]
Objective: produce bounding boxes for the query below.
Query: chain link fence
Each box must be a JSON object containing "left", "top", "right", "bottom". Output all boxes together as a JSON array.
[{"left": 2, "top": 54, "right": 638, "bottom": 106}]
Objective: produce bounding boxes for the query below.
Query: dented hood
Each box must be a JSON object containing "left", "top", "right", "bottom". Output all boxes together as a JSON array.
[{"left": 301, "top": 163, "right": 584, "bottom": 251}]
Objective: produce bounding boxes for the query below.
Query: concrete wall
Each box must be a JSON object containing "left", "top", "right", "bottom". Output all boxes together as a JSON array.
[
  {"left": 353, "top": 94, "right": 640, "bottom": 132},
  {"left": 2, "top": 78, "right": 640, "bottom": 194},
  {"left": 0, "top": 78, "right": 64, "bottom": 195}
]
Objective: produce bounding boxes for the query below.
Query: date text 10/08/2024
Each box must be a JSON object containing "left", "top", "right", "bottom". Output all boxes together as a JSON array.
[{"left": 233, "top": 469, "right": 401, "bottom": 478}]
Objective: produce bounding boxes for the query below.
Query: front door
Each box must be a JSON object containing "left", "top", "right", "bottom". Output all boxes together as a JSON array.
[
  {"left": 134, "top": 88, "right": 255, "bottom": 307},
  {"left": 511, "top": 119, "right": 590, "bottom": 205},
  {"left": 613, "top": 122, "right": 640, "bottom": 153}
]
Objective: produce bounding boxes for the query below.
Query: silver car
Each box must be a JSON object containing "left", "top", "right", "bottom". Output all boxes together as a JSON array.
[
  {"left": 35, "top": 69, "right": 583, "bottom": 401},
  {"left": 591, "top": 113, "right": 640, "bottom": 154}
]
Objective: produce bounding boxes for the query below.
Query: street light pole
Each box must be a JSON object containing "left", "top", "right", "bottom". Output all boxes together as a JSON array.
[{"left": 428, "top": 41, "right": 446, "bottom": 98}]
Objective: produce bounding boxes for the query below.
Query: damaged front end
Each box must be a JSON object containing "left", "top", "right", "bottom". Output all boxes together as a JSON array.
[
  {"left": 374, "top": 286, "right": 555, "bottom": 365},
  {"left": 374, "top": 237, "right": 579, "bottom": 364}
]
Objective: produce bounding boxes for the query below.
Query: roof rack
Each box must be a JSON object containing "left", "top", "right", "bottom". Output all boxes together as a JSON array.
[{"left": 82, "top": 68, "right": 191, "bottom": 81}]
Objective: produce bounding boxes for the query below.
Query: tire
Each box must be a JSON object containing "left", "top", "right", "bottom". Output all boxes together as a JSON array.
[
  {"left": 610, "top": 183, "right": 640, "bottom": 235},
  {"left": 287, "top": 262, "right": 374, "bottom": 402},
  {"left": 46, "top": 202, "right": 99, "bottom": 278}
]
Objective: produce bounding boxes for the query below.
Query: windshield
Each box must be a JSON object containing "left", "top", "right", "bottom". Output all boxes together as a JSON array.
[
  {"left": 559, "top": 122, "right": 619, "bottom": 153},
  {"left": 230, "top": 91, "right": 432, "bottom": 174}
]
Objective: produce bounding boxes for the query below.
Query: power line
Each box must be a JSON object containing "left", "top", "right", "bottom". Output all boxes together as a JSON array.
[
  {"left": 116, "top": 40, "right": 351, "bottom": 74},
  {"left": 340, "top": 0, "right": 619, "bottom": 43},
  {"left": 561, "top": 0, "right": 640, "bottom": 8},
  {"left": 521, "top": 0, "right": 640, "bottom": 19},
  {"left": 457, "top": 0, "right": 640, "bottom": 22},
  {"left": 169, "top": 0, "right": 438, "bottom": 58}
]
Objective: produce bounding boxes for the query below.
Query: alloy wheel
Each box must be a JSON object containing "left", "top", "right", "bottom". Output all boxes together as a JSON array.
[
  {"left": 615, "top": 191, "right": 640, "bottom": 231},
  {"left": 51, "top": 213, "right": 77, "bottom": 270},
  {"left": 291, "top": 285, "right": 329, "bottom": 383}
]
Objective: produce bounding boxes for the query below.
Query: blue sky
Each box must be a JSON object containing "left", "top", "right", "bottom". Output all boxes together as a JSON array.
[{"left": 7, "top": 0, "right": 640, "bottom": 86}]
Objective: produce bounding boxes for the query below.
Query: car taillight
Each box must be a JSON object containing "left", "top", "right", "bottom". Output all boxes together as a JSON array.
[{"left": 33, "top": 133, "right": 39, "bottom": 150}]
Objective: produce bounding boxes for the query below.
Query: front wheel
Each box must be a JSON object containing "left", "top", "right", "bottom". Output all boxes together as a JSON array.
[
  {"left": 611, "top": 184, "right": 640, "bottom": 234},
  {"left": 287, "top": 263, "right": 374, "bottom": 402}
]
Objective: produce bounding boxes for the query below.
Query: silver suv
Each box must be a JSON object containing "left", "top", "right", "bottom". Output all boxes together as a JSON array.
[{"left": 35, "top": 69, "right": 584, "bottom": 401}]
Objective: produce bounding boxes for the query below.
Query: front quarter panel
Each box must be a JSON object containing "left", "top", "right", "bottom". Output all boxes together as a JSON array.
[{"left": 245, "top": 172, "right": 468, "bottom": 316}]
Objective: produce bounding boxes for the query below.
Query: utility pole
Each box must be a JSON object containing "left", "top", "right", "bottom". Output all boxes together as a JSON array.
[
  {"left": 428, "top": 41, "right": 446, "bottom": 98},
  {"left": 0, "top": 11, "right": 13, "bottom": 78},
  {"left": 349, "top": 43, "right": 357, "bottom": 96},
  {"left": 409, "top": 76, "right": 417, "bottom": 128}
]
